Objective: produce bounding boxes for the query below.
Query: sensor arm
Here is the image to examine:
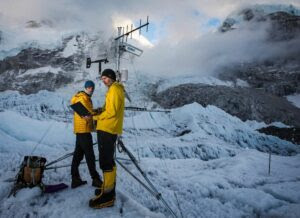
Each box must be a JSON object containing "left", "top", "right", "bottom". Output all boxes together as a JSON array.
[{"left": 86, "top": 58, "right": 109, "bottom": 73}]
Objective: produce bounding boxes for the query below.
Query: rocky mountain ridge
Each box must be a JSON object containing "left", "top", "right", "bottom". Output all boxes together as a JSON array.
[
  {"left": 153, "top": 83, "right": 300, "bottom": 127},
  {"left": 0, "top": 46, "right": 76, "bottom": 94},
  {"left": 0, "top": 32, "right": 103, "bottom": 94},
  {"left": 220, "top": 5, "right": 300, "bottom": 41}
]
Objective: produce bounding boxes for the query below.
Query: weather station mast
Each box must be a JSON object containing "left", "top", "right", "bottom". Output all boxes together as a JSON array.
[
  {"left": 86, "top": 16, "right": 149, "bottom": 85},
  {"left": 114, "top": 16, "right": 149, "bottom": 74},
  {"left": 113, "top": 16, "right": 150, "bottom": 102}
]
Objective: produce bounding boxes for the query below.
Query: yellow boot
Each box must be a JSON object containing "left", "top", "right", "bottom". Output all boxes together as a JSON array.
[
  {"left": 94, "top": 165, "right": 116, "bottom": 196},
  {"left": 89, "top": 166, "right": 116, "bottom": 209}
]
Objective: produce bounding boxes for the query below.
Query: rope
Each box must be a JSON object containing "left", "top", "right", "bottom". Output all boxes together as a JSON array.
[
  {"left": 117, "top": 138, "right": 178, "bottom": 218},
  {"left": 131, "top": 115, "right": 141, "bottom": 162},
  {"left": 116, "top": 159, "right": 178, "bottom": 218},
  {"left": 45, "top": 152, "right": 74, "bottom": 168},
  {"left": 45, "top": 159, "right": 99, "bottom": 170},
  {"left": 116, "top": 159, "right": 158, "bottom": 198},
  {"left": 31, "top": 122, "right": 54, "bottom": 155},
  {"left": 148, "top": 110, "right": 184, "bottom": 218},
  {"left": 125, "top": 106, "right": 170, "bottom": 113},
  {"left": 45, "top": 157, "right": 130, "bottom": 171},
  {"left": 45, "top": 142, "right": 97, "bottom": 168},
  {"left": 174, "top": 192, "right": 184, "bottom": 218}
]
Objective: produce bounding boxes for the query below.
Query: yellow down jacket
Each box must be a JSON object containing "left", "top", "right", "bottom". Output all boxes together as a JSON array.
[
  {"left": 93, "top": 82, "right": 125, "bottom": 135},
  {"left": 71, "top": 91, "right": 94, "bottom": 133}
]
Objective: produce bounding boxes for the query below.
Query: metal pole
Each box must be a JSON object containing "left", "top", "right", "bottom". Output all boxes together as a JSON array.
[
  {"left": 117, "top": 139, "right": 178, "bottom": 218},
  {"left": 116, "top": 159, "right": 178, "bottom": 218},
  {"left": 116, "top": 159, "right": 158, "bottom": 197},
  {"left": 268, "top": 150, "right": 271, "bottom": 175},
  {"left": 116, "top": 27, "right": 122, "bottom": 72},
  {"left": 45, "top": 142, "right": 97, "bottom": 168}
]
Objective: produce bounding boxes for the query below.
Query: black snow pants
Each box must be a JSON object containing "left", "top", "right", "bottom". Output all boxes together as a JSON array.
[
  {"left": 97, "top": 130, "right": 117, "bottom": 171},
  {"left": 71, "top": 133, "right": 100, "bottom": 180}
]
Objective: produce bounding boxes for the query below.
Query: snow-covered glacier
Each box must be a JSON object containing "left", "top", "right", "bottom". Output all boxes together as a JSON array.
[{"left": 0, "top": 90, "right": 299, "bottom": 217}]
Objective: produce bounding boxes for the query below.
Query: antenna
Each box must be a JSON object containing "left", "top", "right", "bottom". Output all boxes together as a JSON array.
[
  {"left": 126, "top": 25, "right": 129, "bottom": 42},
  {"left": 139, "top": 19, "right": 142, "bottom": 35},
  {"left": 146, "top": 16, "right": 149, "bottom": 32},
  {"left": 114, "top": 16, "right": 149, "bottom": 41},
  {"left": 114, "top": 16, "right": 149, "bottom": 72}
]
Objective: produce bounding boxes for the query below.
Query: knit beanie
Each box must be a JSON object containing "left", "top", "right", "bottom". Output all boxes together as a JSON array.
[
  {"left": 84, "top": 80, "right": 95, "bottom": 89},
  {"left": 101, "top": 69, "right": 116, "bottom": 81}
]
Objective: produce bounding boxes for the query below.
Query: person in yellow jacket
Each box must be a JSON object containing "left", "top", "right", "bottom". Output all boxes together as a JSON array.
[
  {"left": 70, "top": 80, "right": 102, "bottom": 189},
  {"left": 89, "top": 69, "right": 125, "bottom": 209}
]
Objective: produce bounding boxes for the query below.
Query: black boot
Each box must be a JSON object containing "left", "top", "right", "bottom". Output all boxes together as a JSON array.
[
  {"left": 94, "top": 187, "right": 102, "bottom": 196},
  {"left": 95, "top": 186, "right": 115, "bottom": 196},
  {"left": 71, "top": 177, "right": 87, "bottom": 189},
  {"left": 89, "top": 190, "right": 115, "bottom": 208},
  {"left": 92, "top": 177, "right": 103, "bottom": 188}
]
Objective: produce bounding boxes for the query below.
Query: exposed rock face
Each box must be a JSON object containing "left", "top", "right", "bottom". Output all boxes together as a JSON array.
[
  {"left": 0, "top": 47, "right": 77, "bottom": 94},
  {"left": 0, "top": 30, "right": 97, "bottom": 94},
  {"left": 153, "top": 83, "right": 300, "bottom": 127},
  {"left": 0, "top": 30, "right": 108, "bottom": 94},
  {"left": 0, "top": 47, "right": 76, "bottom": 73},
  {"left": 219, "top": 62, "right": 300, "bottom": 97},
  {"left": 153, "top": 6, "right": 300, "bottom": 132},
  {"left": 218, "top": 8, "right": 300, "bottom": 97},
  {"left": 258, "top": 126, "right": 300, "bottom": 145},
  {"left": 2, "top": 72, "right": 73, "bottom": 94},
  {"left": 266, "top": 11, "right": 300, "bottom": 41},
  {"left": 220, "top": 9, "right": 300, "bottom": 41},
  {"left": 25, "top": 20, "right": 54, "bottom": 29}
]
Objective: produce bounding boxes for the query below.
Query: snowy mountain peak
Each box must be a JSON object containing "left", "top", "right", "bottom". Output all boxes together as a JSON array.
[
  {"left": 25, "top": 19, "right": 54, "bottom": 29},
  {"left": 231, "top": 4, "right": 300, "bottom": 23},
  {"left": 220, "top": 4, "right": 300, "bottom": 32}
]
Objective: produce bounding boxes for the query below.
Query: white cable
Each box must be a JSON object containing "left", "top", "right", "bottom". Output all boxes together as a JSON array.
[{"left": 31, "top": 122, "right": 54, "bottom": 155}]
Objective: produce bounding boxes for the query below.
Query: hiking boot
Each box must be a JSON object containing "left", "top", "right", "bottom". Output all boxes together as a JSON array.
[
  {"left": 90, "top": 167, "right": 116, "bottom": 208},
  {"left": 89, "top": 190, "right": 115, "bottom": 209},
  {"left": 95, "top": 186, "right": 115, "bottom": 196},
  {"left": 94, "top": 187, "right": 102, "bottom": 196},
  {"left": 92, "top": 178, "right": 103, "bottom": 188},
  {"left": 71, "top": 177, "right": 87, "bottom": 189}
]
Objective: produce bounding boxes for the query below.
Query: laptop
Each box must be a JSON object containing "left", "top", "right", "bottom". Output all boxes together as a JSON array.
[{"left": 70, "top": 102, "right": 92, "bottom": 117}]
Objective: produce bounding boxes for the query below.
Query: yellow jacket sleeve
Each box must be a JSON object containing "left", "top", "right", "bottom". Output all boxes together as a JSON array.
[
  {"left": 95, "top": 87, "right": 121, "bottom": 120},
  {"left": 94, "top": 82, "right": 125, "bottom": 135},
  {"left": 80, "top": 95, "right": 94, "bottom": 115},
  {"left": 71, "top": 91, "right": 94, "bottom": 133}
]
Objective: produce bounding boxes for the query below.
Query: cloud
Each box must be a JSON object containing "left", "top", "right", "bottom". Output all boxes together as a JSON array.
[
  {"left": 136, "top": 18, "right": 300, "bottom": 77},
  {"left": 0, "top": 0, "right": 300, "bottom": 76},
  {"left": 1, "top": 0, "right": 297, "bottom": 38}
]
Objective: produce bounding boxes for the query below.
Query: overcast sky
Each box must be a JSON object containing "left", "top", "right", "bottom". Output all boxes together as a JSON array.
[
  {"left": 1, "top": 0, "right": 300, "bottom": 76},
  {"left": 1, "top": 0, "right": 299, "bottom": 38}
]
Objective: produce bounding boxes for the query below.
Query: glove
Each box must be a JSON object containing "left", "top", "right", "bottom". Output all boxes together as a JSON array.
[{"left": 93, "top": 107, "right": 102, "bottom": 115}]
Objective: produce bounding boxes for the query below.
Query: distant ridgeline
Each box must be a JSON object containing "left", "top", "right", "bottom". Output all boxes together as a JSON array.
[{"left": 258, "top": 126, "right": 300, "bottom": 145}]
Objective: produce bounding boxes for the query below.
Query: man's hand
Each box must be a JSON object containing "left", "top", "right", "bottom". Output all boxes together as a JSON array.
[
  {"left": 93, "top": 107, "right": 102, "bottom": 114},
  {"left": 82, "top": 115, "right": 92, "bottom": 120}
]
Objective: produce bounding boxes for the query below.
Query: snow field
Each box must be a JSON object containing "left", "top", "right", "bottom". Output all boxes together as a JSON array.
[{"left": 0, "top": 100, "right": 299, "bottom": 217}]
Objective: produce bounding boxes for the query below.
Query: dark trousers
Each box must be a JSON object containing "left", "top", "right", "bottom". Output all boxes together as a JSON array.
[
  {"left": 71, "top": 133, "right": 99, "bottom": 179},
  {"left": 97, "top": 130, "right": 117, "bottom": 172}
]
